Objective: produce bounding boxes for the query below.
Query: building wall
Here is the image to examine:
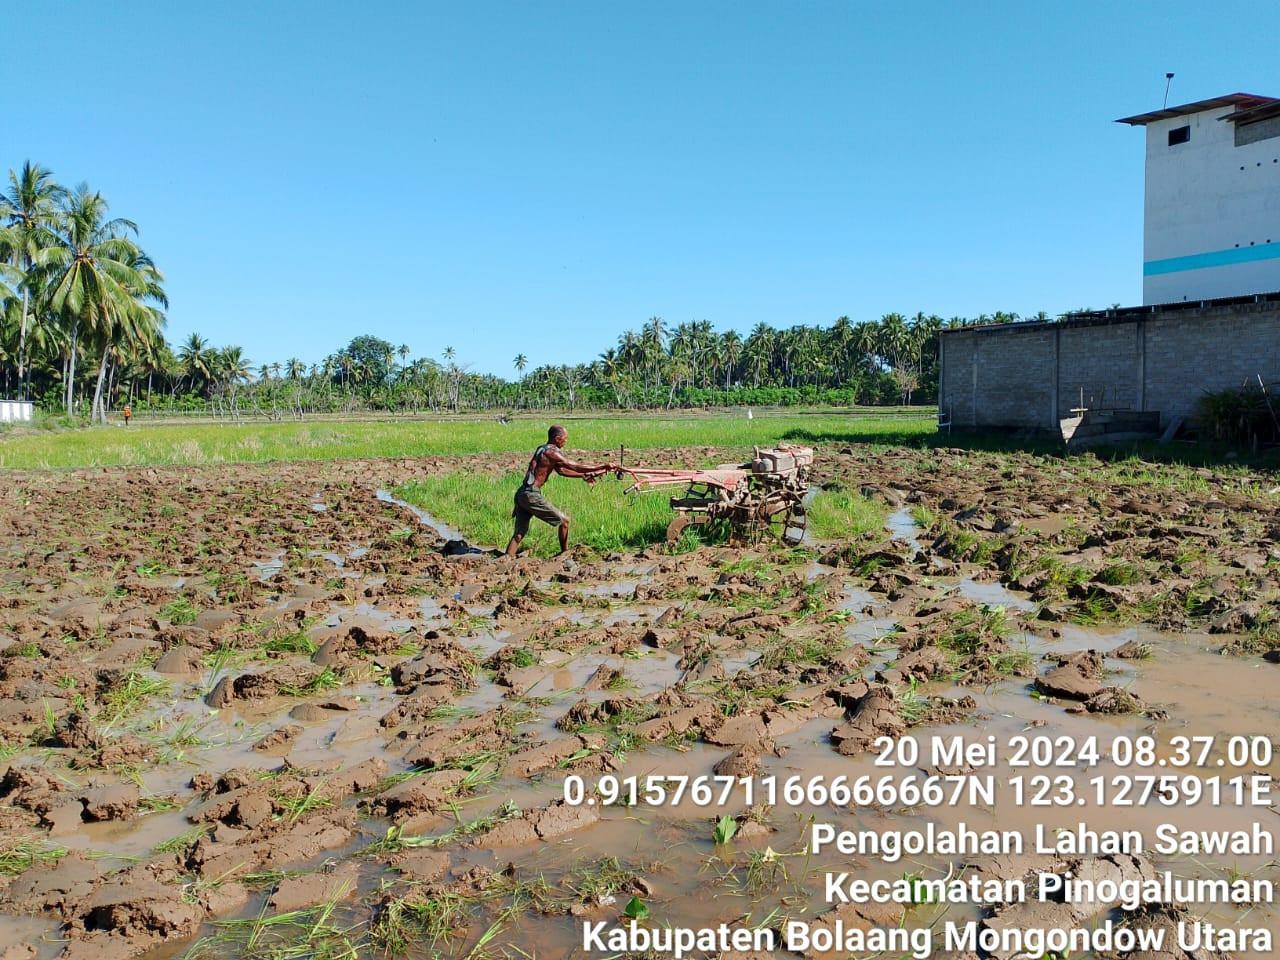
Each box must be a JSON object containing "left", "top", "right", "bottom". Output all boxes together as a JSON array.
[
  {"left": 0, "top": 401, "right": 33, "bottom": 424},
  {"left": 1142, "top": 107, "right": 1280, "bottom": 303},
  {"left": 939, "top": 303, "right": 1280, "bottom": 433}
]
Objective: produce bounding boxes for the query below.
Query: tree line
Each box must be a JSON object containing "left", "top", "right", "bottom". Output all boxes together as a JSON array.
[
  {"left": 4, "top": 161, "right": 1055, "bottom": 420},
  {"left": 1, "top": 163, "right": 166, "bottom": 421}
]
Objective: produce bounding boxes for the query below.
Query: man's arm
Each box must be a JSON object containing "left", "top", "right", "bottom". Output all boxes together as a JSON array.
[{"left": 546, "top": 446, "right": 612, "bottom": 479}]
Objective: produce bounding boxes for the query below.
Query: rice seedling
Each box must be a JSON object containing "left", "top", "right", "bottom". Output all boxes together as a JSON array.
[
  {"left": 160, "top": 596, "right": 199, "bottom": 625},
  {"left": 276, "top": 780, "right": 334, "bottom": 822},
  {"left": 985, "top": 644, "right": 1034, "bottom": 676},
  {"left": 377, "top": 800, "right": 521, "bottom": 851},
  {"left": 263, "top": 631, "right": 318, "bottom": 656},
  {"left": 1, "top": 640, "right": 41, "bottom": 659},
  {"left": 278, "top": 666, "right": 342, "bottom": 697},
  {"left": 155, "top": 824, "right": 212, "bottom": 857},
  {"left": 895, "top": 682, "right": 932, "bottom": 725},
  {"left": 565, "top": 855, "right": 639, "bottom": 907},
  {"left": 98, "top": 672, "right": 170, "bottom": 728},
  {"left": 0, "top": 836, "right": 68, "bottom": 876},
  {"left": 1096, "top": 562, "right": 1146, "bottom": 586},
  {"left": 133, "top": 789, "right": 181, "bottom": 814},
  {"left": 186, "top": 881, "right": 360, "bottom": 960},
  {"left": 371, "top": 888, "right": 469, "bottom": 952},
  {"left": 203, "top": 642, "right": 241, "bottom": 696}
]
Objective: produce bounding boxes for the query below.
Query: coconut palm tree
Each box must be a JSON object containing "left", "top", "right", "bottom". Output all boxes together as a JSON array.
[
  {"left": 720, "top": 330, "right": 743, "bottom": 390},
  {"left": 87, "top": 249, "right": 166, "bottom": 422},
  {"left": 513, "top": 353, "right": 529, "bottom": 408},
  {"left": 38, "top": 185, "right": 151, "bottom": 417},
  {"left": 1, "top": 162, "right": 66, "bottom": 398},
  {"left": 179, "top": 333, "right": 213, "bottom": 395},
  {"left": 213, "top": 345, "right": 252, "bottom": 416}
]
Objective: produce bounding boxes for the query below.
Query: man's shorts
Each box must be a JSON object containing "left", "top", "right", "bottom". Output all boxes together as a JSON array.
[{"left": 512, "top": 486, "right": 566, "bottom": 536}]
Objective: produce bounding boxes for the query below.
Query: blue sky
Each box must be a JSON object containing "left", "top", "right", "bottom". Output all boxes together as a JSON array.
[{"left": 6, "top": 1, "right": 1277, "bottom": 377}]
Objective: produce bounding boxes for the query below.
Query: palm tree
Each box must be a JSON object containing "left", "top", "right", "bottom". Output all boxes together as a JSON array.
[
  {"left": 720, "top": 330, "right": 742, "bottom": 389},
  {"left": 744, "top": 322, "right": 775, "bottom": 387},
  {"left": 87, "top": 248, "right": 166, "bottom": 422},
  {"left": 1, "top": 162, "right": 65, "bottom": 398},
  {"left": 179, "top": 333, "right": 213, "bottom": 395},
  {"left": 640, "top": 317, "right": 666, "bottom": 392},
  {"left": 213, "top": 345, "right": 252, "bottom": 415},
  {"left": 513, "top": 353, "right": 529, "bottom": 408},
  {"left": 38, "top": 185, "right": 150, "bottom": 417}
]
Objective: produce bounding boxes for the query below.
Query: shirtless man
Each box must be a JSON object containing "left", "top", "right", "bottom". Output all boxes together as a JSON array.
[{"left": 504, "top": 425, "right": 612, "bottom": 557}]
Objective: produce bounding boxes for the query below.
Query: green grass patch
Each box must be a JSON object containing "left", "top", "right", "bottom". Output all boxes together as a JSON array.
[
  {"left": 397, "top": 471, "right": 672, "bottom": 556},
  {"left": 805, "top": 488, "right": 886, "bottom": 539},
  {"left": 0, "top": 411, "right": 935, "bottom": 469}
]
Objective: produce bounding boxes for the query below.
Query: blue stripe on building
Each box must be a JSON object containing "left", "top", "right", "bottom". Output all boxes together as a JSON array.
[{"left": 1144, "top": 242, "right": 1280, "bottom": 276}]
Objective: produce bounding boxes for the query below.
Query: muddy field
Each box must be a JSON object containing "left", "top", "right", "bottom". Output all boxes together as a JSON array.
[{"left": 0, "top": 443, "right": 1277, "bottom": 960}]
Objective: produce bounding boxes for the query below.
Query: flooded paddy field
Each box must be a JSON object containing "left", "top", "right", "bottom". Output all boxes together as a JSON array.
[{"left": 0, "top": 444, "right": 1277, "bottom": 959}]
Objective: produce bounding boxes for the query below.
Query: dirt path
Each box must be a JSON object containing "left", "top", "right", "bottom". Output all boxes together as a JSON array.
[{"left": 0, "top": 446, "right": 1276, "bottom": 959}]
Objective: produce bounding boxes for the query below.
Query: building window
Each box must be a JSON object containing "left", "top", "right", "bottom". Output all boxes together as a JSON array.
[{"left": 1168, "top": 125, "right": 1190, "bottom": 146}]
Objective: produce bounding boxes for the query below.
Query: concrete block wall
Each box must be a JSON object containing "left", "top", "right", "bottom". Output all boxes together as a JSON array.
[
  {"left": 1057, "top": 323, "right": 1140, "bottom": 415},
  {"left": 1143, "top": 306, "right": 1280, "bottom": 424},
  {"left": 940, "top": 326, "right": 1056, "bottom": 428},
  {"left": 938, "top": 303, "right": 1280, "bottom": 434}
]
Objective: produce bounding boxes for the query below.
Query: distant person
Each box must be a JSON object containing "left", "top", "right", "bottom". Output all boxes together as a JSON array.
[
  {"left": 504, "top": 425, "right": 612, "bottom": 557},
  {"left": 122, "top": 405, "right": 132, "bottom": 426}
]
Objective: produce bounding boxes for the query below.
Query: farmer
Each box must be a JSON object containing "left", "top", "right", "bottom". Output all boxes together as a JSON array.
[
  {"left": 504, "top": 425, "right": 612, "bottom": 557},
  {"left": 122, "top": 404, "right": 132, "bottom": 426}
]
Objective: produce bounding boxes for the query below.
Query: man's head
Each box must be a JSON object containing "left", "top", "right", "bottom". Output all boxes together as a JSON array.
[{"left": 548, "top": 425, "right": 567, "bottom": 447}]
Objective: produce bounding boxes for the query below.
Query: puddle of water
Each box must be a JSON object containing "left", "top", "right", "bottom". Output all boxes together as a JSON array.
[
  {"left": 0, "top": 914, "right": 59, "bottom": 958},
  {"left": 251, "top": 552, "right": 285, "bottom": 580},
  {"left": 952, "top": 576, "right": 1035, "bottom": 611},
  {"left": 513, "top": 649, "right": 685, "bottom": 701},
  {"left": 575, "top": 580, "right": 642, "bottom": 599},
  {"left": 376, "top": 488, "right": 471, "bottom": 544},
  {"left": 887, "top": 506, "right": 924, "bottom": 555}
]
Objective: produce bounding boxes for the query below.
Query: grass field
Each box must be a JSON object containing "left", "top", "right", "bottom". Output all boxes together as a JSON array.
[
  {"left": 396, "top": 468, "right": 890, "bottom": 556},
  {"left": 0, "top": 409, "right": 937, "bottom": 469},
  {"left": 0, "top": 409, "right": 923, "bottom": 556},
  {"left": 397, "top": 470, "right": 677, "bottom": 555}
]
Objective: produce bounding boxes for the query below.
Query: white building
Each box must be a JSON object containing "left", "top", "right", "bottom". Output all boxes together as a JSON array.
[{"left": 1118, "top": 93, "right": 1280, "bottom": 305}]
